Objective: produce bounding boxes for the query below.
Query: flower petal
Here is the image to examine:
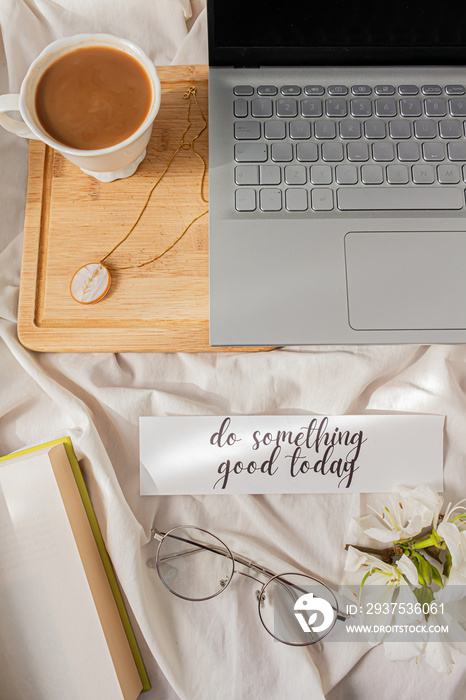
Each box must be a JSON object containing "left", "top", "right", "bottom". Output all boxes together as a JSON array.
[
  {"left": 344, "top": 546, "right": 394, "bottom": 575},
  {"left": 399, "top": 484, "right": 443, "bottom": 521},
  {"left": 424, "top": 641, "right": 454, "bottom": 675},
  {"left": 437, "top": 522, "right": 466, "bottom": 569},
  {"left": 348, "top": 514, "right": 384, "bottom": 541},
  {"left": 423, "top": 617, "right": 455, "bottom": 675},
  {"left": 363, "top": 527, "right": 399, "bottom": 544},
  {"left": 397, "top": 554, "right": 421, "bottom": 587}
]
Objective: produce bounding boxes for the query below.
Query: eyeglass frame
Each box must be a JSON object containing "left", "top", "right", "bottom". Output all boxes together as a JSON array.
[{"left": 147, "top": 525, "right": 346, "bottom": 646}]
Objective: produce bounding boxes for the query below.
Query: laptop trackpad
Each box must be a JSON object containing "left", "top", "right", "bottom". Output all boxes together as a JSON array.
[{"left": 345, "top": 230, "right": 466, "bottom": 330}]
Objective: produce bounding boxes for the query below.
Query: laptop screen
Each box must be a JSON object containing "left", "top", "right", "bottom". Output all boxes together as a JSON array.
[{"left": 208, "top": 0, "right": 466, "bottom": 66}]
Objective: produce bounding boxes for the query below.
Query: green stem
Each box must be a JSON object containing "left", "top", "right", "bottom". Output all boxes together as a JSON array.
[{"left": 396, "top": 528, "right": 446, "bottom": 551}]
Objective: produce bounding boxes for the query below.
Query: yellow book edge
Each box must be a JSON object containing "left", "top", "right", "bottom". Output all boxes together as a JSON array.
[{"left": 0, "top": 436, "right": 151, "bottom": 693}]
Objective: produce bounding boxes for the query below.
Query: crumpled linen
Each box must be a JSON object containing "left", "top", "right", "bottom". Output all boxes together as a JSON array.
[{"left": 1, "top": 2, "right": 466, "bottom": 698}]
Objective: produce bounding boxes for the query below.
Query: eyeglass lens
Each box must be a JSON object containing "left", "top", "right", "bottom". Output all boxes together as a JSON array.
[
  {"left": 156, "top": 526, "right": 235, "bottom": 601},
  {"left": 258, "top": 573, "right": 339, "bottom": 646}
]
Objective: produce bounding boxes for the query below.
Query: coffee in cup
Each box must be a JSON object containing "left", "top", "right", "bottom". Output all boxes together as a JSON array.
[
  {"left": 35, "top": 45, "right": 153, "bottom": 151},
  {"left": 0, "top": 34, "right": 161, "bottom": 181}
]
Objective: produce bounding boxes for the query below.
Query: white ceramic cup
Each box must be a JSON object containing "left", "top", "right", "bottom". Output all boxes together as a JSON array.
[{"left": 0, "top": 34, "right": 161, "bottom": 182}]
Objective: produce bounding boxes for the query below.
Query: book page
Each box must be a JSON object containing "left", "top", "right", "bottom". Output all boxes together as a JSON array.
[{"left": 0, "top": 449, "right": 128, "bottom": 700}]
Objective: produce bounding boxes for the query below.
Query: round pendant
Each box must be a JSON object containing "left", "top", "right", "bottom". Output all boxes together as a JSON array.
[{"left": 70, "top": 263, "right": 111, "bottom": 304}]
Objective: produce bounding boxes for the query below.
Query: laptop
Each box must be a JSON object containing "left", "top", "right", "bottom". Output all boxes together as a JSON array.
[{"left": 207, "top": 0, "right": 466, "bottom": 346}]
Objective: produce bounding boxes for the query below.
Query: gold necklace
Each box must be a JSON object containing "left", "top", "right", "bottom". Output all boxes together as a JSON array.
[{"left": 70, "top": 86, "right": 208, "bottom": 304}]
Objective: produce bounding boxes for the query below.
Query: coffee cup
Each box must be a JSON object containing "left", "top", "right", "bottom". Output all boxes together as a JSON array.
[{"left": 0, "top": 34, "right": 161, "bottom": 181}]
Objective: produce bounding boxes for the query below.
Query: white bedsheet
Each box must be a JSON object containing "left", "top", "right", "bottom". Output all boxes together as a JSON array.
[{"left": 1, "top": 2, "right": 466, "bottom": 698}]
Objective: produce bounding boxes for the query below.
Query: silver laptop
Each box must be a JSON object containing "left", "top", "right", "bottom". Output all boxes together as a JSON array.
[{"left": 207, "top": 0, "right": 466, "bottom": 346}]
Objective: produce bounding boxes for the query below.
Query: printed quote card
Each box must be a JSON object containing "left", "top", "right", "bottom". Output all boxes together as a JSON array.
[{"left": 139, "top": 414, "right": 444, "bottom": 495}]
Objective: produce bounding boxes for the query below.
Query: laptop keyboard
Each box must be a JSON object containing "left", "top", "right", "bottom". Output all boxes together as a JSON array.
[{"left": 232, "top": 82, "right": 466, "bottom": 212}]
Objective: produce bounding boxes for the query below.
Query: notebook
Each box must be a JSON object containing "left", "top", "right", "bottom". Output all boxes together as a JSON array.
[
  {"left": 0, "top": 438, "right": 150, "bottom": 699},
  {"left": 207, "top": 0, "right": 466, "bottom": 346}
]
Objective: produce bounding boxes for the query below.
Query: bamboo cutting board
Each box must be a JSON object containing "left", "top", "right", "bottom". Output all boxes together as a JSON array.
[{"left": 18, "top": 65, "right": 266, "bottom": 353}]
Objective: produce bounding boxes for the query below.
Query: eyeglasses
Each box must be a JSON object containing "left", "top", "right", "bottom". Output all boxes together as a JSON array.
[{"left": 147, "top": 525, "right": 344, "bottom": 646}]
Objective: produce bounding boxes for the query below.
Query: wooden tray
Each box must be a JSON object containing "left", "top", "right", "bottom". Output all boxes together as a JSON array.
[{"left": 18, "top": 65, "right": 264, "bottom": 353}]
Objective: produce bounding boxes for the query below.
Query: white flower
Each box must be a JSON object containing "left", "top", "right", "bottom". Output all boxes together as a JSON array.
[
  {"left": 423, "top": 611, "right": 459, "bottom": 675},
  {"left": 340, "top": 486, "right": 466, "bottom": 674},
  {"left": 341, "top": 547, "right": 421, "bottom": 645},
  {"left": 435, "top": 499, "right": 466, "bottom": 602},
  {"left": 342, "top": 547, "right": 465, "bottom": 674},
  {"left": 399, "top": 484, "right": 444, "bottom": 528},
  {"left": 384, "top": 623, "right": 455, "bottom": 675},
  {"left": 343, "top": 546, "right": 419, "bottom": 587},
  {"left": 342, "top": 546, "right": 419, "bottom": 608},
  {"left": 383, "top": 601, "right": 466, "bottom": 675},
  {"left": 428, "top": 597, "right": 466, "bottom": 675},
  {"left": 348, "top": 484, "right": 442, "bottom": 546},
  {"left": 423, "top": 634, "right": 454, "bottom": 675}
]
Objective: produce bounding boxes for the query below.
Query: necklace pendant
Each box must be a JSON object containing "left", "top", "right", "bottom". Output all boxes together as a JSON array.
[{"left": 70, "top": 263, "right": 111, "bottom": 304}]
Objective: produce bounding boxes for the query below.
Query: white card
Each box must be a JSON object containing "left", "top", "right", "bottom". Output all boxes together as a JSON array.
[{"left": 139, "top": 414, "right": 444, "bottom": 495}]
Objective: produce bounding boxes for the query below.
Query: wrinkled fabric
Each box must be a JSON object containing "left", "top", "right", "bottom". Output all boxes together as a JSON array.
[{"left": 1, "top": 2, "right": 466, "bottom": 698}]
